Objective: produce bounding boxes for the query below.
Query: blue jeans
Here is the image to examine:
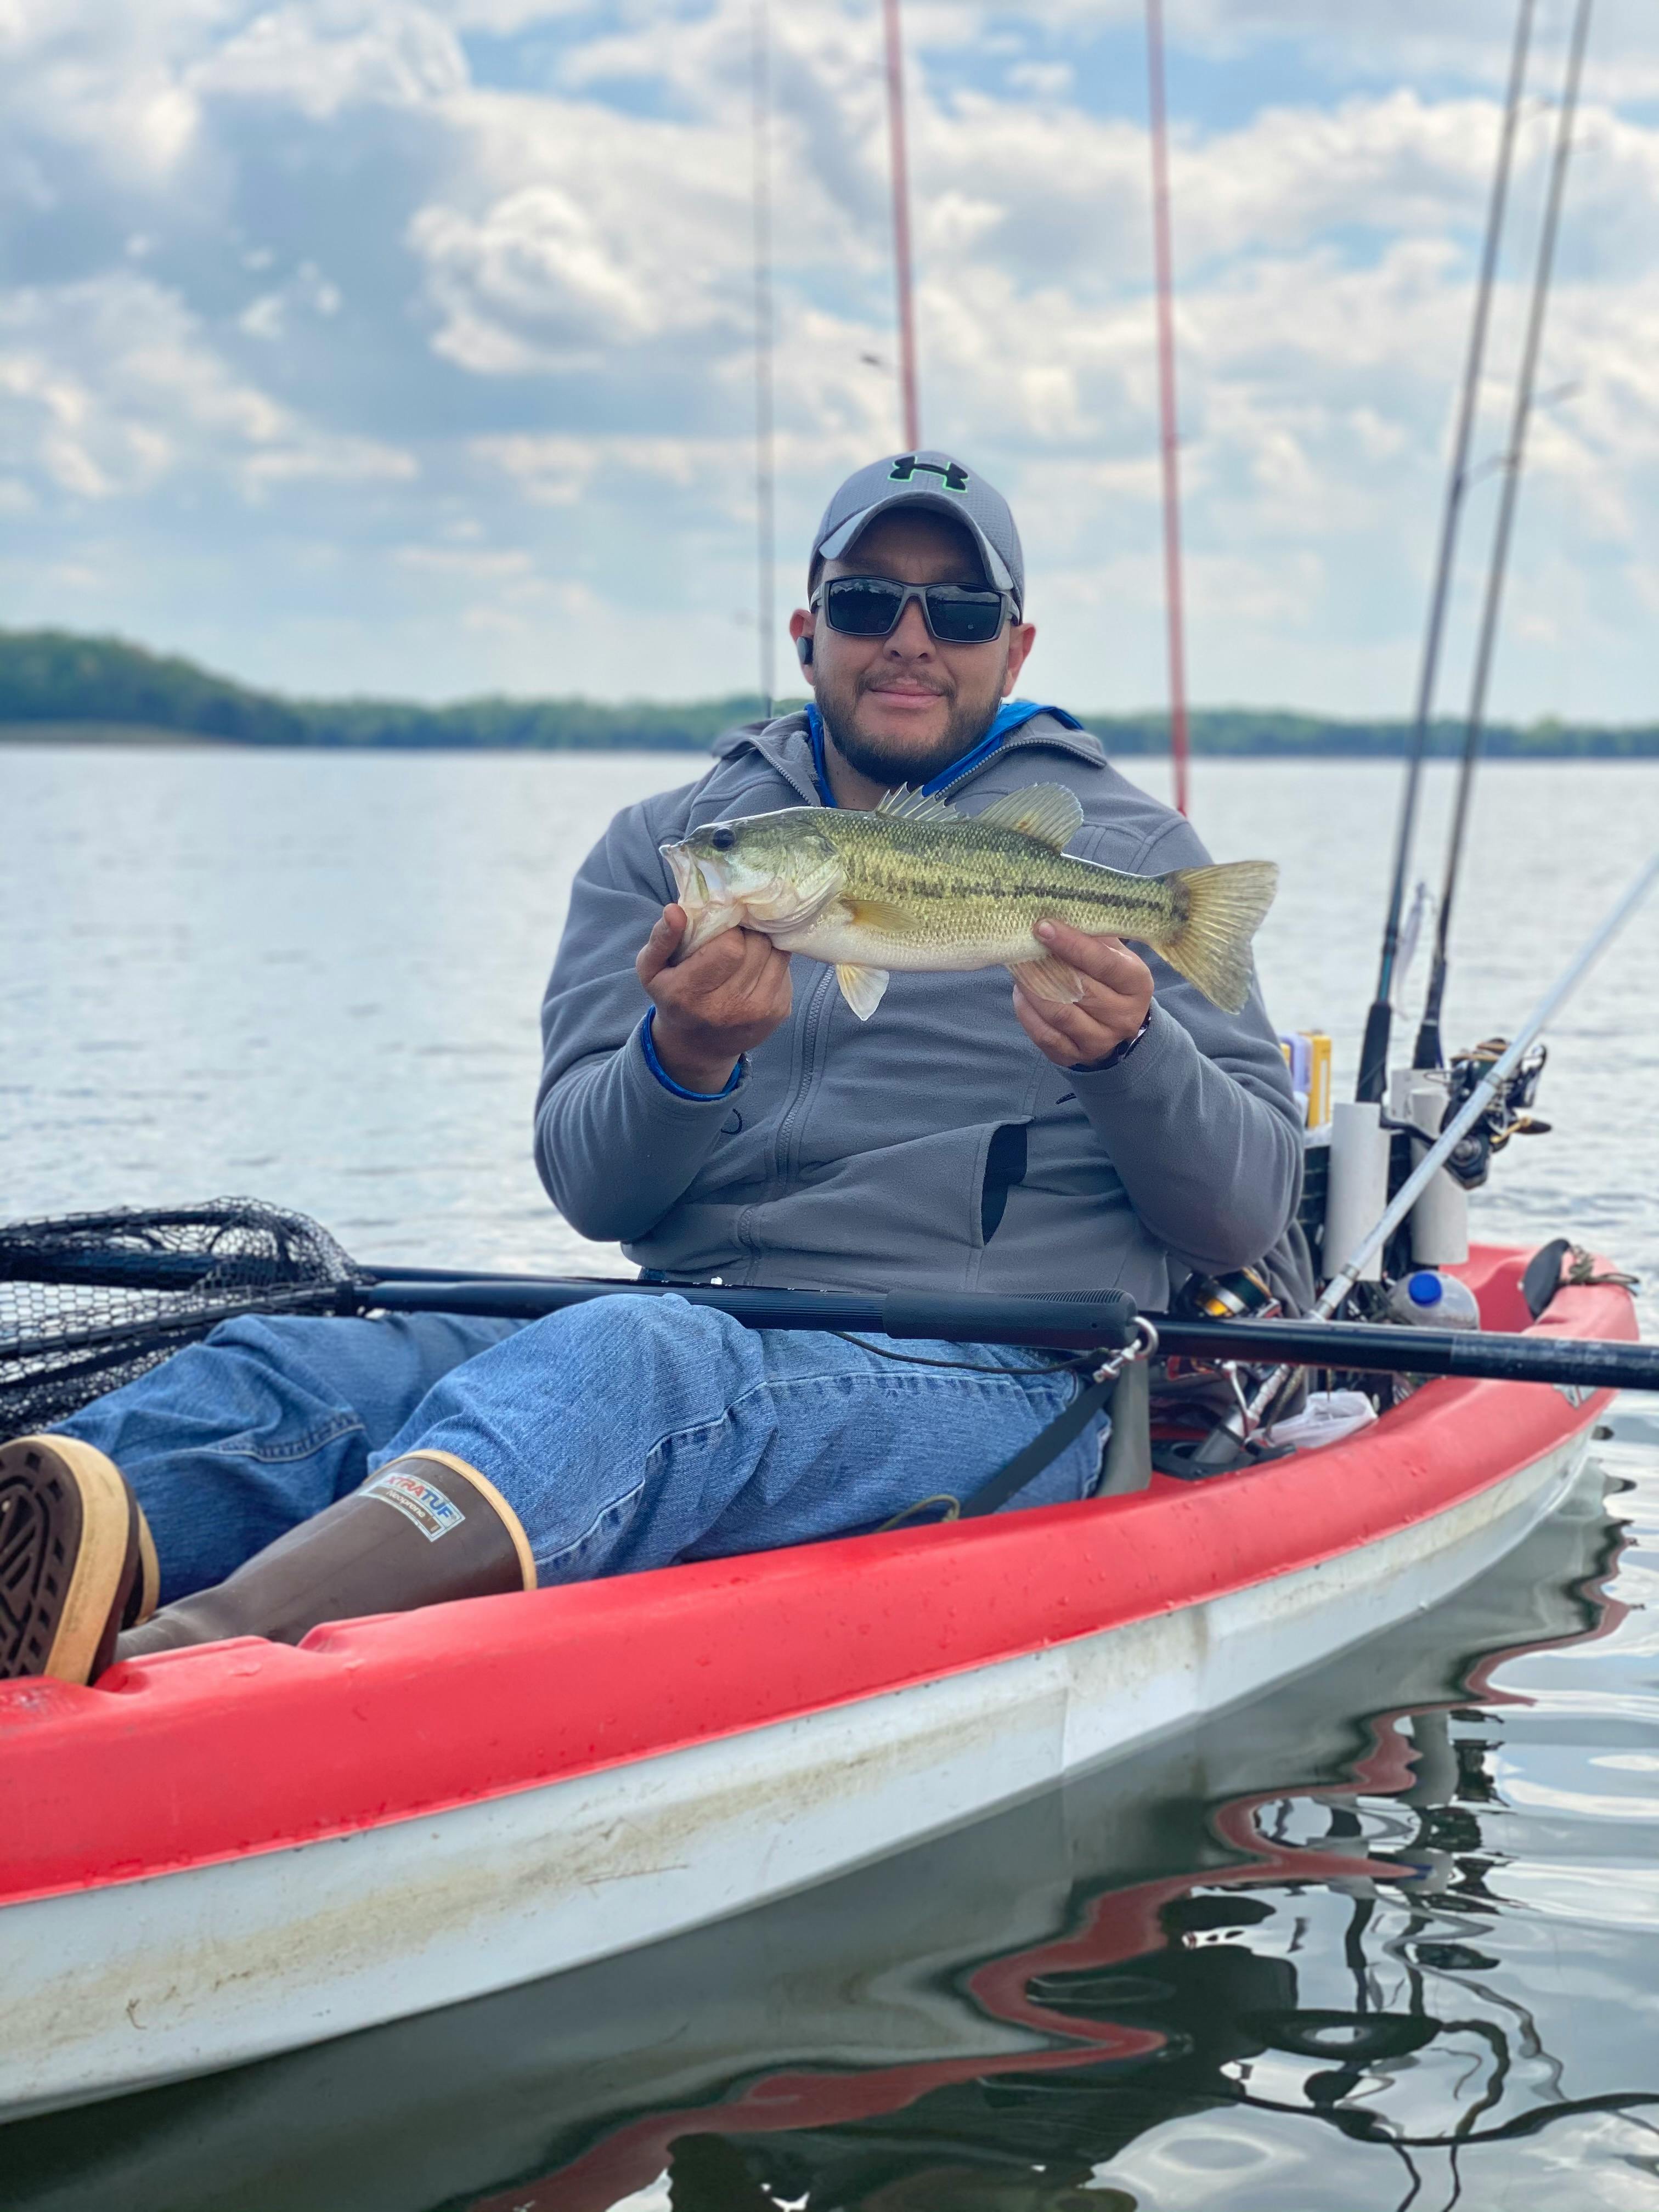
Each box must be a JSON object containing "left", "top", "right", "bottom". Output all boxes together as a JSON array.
[{"left": 57, "top": 1299, "right": 1107, "bottom": 1605}]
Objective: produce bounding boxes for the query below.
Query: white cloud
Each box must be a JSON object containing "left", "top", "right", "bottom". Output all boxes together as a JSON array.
[
  {"left": 394, "top": 540, "right": 534, "bottom": 575},
  {"left": 471, "top": 431, "right": 726, "bottom": 501},
  {"left": 0, "top": 0, "right": 1653, "bottom": 718},
  {"left": 0, "top": 272, "right": 415, "bottom": 503},
  {"left": 238, "top": 261, "right": 342, "bottom": 340},
  {"left": 411, "top": 184, "right": 668, "bottom": 368},
  {"left": 422, "top": 0, "right": 589, "bottom": 27},
  {"left": 192, "top": 1, "right": 468, "bottom": 118},
  {"left": 0, "top": 2, "right": 224, "bottom": 183}
]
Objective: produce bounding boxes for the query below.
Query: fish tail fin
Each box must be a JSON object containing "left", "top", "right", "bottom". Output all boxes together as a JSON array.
[{"left": 1158, "top": 860, "right": 1279, "bottom": 1013}]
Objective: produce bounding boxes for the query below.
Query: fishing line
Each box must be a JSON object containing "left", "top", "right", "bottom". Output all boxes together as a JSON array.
[
  {"left": 881, "top": 0, "right": 921, "bottom": 448},
  {"left": 1414, "top": 0, "right": 1596, "bottom": 1071},
  {"left": 1146, "top": 0, "right": 1193, "bottom": 820},
  {"left": 1355, "top": 0, "right": 1537, "bottom": 1103},
  {"left": 749, "top": 0, "right": 777, "bottom": 720}
]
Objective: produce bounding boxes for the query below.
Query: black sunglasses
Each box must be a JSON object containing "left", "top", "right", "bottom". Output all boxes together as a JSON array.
[{"left": 813, "top": 575, "right": 1016, "bottom": 646}]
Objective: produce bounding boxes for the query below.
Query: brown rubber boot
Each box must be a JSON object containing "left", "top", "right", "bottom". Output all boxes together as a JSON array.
[
  {"left": 0, "top": 1435, "right": 154, "bottom": 1684},
  {"left": 115, "top": 1452, "right": 535, "bottom": 1667},
  {"left": 123, "top": 1502, "right": 161, "bottom": 1630}
]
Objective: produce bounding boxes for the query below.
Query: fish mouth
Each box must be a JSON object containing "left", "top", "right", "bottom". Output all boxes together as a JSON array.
[
  {"left": 661, "top": 840, "right": 703, "bottom": 908},
  {"left": 659, "top": 839, "right": 742, "bottom": 953}
]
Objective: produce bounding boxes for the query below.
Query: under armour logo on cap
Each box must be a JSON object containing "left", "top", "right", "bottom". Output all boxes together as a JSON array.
[
  {"left": 811, "top": 449, "right": 1024, "bottom": 608},
  {"left": 889, "top": 455, "right": 970, "bottom": 493}
]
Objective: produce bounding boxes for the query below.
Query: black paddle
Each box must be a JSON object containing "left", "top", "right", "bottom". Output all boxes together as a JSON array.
[
  {"left": 349, "top": 1272, "right": 1657, "bottom": 1395},
  {"left": 3, "top": 1200, "right": 1652, "bottom": 1410}
]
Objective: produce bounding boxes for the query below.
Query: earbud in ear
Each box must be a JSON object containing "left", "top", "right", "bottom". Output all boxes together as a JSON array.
[{"left": 796, "top": 633, "right": 814, "bottom": 668}]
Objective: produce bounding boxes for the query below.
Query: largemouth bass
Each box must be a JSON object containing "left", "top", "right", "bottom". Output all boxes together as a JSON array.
[{"left": 661, "top": 781, "right": 1277, "bottom": 1019}]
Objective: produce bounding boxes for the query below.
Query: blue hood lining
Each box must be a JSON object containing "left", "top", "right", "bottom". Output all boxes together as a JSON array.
[{"left": 805, "top": 699, "right": 1084, "bottom": 808}]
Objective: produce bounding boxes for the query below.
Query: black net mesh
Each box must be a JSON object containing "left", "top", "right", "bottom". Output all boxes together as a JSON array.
[{"left": 0, "top": 1199, "right": 363, "bottom": 1434}]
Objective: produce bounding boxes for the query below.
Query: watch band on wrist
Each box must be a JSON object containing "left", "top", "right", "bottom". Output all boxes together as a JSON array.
[
  {"left": 641, "top": 1007, "right": 745, "bottom": 1101},
  {"left": 1076, "top": 1007, "right": 1152, "bottom": 1074}
]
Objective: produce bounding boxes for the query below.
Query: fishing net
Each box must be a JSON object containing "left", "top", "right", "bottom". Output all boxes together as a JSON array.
[{"left": 0, "top": 1199, "right": 363, "bottom": 1434}]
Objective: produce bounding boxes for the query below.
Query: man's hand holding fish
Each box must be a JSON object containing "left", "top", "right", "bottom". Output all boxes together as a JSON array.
[
  {"left": 1014, "top": 921, "right": 1154, "bottom": 1068},
  {"left": 635, "top": 899, "right": 793, "bottom": 1098}
]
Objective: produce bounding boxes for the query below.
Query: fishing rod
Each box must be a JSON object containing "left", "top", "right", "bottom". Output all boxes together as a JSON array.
[
  {"left": 1183, "top": 850, "right": 1657, "bottom": 1464},
  {"left": 750, "top": 0, "right": 777, "bottom": 721},
  {"left": 881, "top": 0, "right": 921, "bottom": 449},
  {"left": 1144, "top": 0, "right": 1191, "bottom": 820},
  {"left": 1354, "top": 0, "right": 1537, "bottom": 1103},
  {"left": 1338, "top": 853, "right": 1651, "bottom": 1313},
  {"left": 1414, "top": 0, "right": 1595, "bottom": 1073}
]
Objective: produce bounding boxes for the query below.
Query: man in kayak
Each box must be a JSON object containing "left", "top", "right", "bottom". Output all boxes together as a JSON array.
[{"left": 2, "top": 452, "right": 1304, "bottom": 1685}]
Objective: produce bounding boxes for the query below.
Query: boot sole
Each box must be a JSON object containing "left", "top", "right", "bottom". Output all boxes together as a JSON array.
[
  {"left": 0, "top": 1436, "right": 138, "bottom": 1683},
  {"left": 127, "top": 1508, "right": 161, "bottom": 1628}
]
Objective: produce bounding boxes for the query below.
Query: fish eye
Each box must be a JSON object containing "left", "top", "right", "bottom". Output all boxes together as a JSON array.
[{"left": 708, "top": 826, "right": 736, "bottom": 851}]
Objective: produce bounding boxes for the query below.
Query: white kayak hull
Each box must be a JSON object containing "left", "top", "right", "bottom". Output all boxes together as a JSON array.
[{"left": 1, "top": 1418, "right": 1588, "bottom": 2118}]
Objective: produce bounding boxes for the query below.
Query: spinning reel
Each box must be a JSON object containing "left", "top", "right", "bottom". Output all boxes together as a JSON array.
[{"left": 1439, "top": 1037, "right": 1550, "bottom": 1190}]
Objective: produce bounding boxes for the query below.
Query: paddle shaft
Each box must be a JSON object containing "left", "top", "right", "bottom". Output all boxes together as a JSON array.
[
  {"left": 360, "top": 1277, "right": 1140, "bottom": 1351},
  {"left": 356, "top": 1277, "right": 1657, "bottom": 1395},
  {"left": 7, "top": 1266, "right": 1649, "bottom": 1395}
]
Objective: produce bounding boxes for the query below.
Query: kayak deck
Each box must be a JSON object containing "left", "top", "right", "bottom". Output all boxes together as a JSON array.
[
  {"left": 0, "top": 1244, "right": 1634, "bottom": 1904},
  {"left": 0, "top": 1244, "right": 1635, "bottom": 2115}
]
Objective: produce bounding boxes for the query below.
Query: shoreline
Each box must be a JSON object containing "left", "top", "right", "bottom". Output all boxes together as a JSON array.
[{"left": 4, "top": 719, "right": 1657, "bottom": 761}]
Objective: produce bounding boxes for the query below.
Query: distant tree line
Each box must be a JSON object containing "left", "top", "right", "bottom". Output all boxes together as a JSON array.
[{"left": 2, "top": 627, "right": 1654, "bottom": 757}]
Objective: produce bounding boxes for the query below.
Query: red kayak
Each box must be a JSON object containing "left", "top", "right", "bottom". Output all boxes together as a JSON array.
[{"left": 0, "top": 1244, "right": 1634, "bottom": 2119}]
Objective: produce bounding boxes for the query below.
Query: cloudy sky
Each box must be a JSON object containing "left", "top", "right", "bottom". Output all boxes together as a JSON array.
[{"left": 1, "top": 0, "right": 1655, "bottom": 717}]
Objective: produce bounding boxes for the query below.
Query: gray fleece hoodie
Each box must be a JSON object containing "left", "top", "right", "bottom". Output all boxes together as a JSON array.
[{"left": 535, "top": 709, "right": 1302, "bottom": 1311}]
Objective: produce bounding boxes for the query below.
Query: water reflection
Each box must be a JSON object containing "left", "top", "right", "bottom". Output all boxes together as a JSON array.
[{"left": 6, "top": 1420, "right": 1657, "bottom": 2212}]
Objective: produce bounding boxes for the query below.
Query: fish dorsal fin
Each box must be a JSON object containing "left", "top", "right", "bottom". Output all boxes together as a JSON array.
[
  {"left": 876, "top": 783, "right": 962, "bottom": 825},
  {"left": 974, "top": 783, "right": 1084, "bottom": 850}
]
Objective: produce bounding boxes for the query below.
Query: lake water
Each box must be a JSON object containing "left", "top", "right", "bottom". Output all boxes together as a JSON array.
[
  {"left": 3, "top": 743, "right": 1658, "bottom": 2210},
  {"left": 3, "top": 746, "right": 1656, "bottom": 1322}
]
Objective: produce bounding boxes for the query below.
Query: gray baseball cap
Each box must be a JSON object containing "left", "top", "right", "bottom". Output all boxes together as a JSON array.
[{"left": 810, "top": 450, "right": 1025, "bottom": 611}]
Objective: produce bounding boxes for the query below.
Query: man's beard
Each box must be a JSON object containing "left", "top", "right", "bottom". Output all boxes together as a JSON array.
[{"left": 817, "top": 674, "right": 1004, "bottom": 786}]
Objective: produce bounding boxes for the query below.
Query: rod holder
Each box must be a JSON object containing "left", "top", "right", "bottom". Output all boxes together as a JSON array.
[
  {"left": 1392, "top": 1067, "right": 1469, "bottom": 1267},
  {"left": 1323, "top": 1102, "right": 1392, "bottom": 1286}
]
